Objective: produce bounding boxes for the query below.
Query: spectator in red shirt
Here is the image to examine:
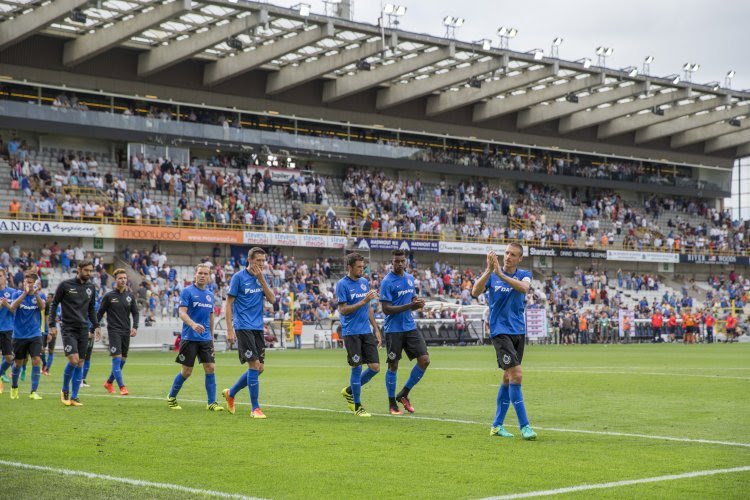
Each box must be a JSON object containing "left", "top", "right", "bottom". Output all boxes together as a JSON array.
[
  {"left": 667, "top": 313, "right": 678, "bottom": 342},
  {"left": 650, "top": 311, "right": 663, "bottom": 343},
  {"left": 704, "top": 312, "right": 715, "bottom": 343},
  {"left": 726, "top": 314, "right": 738, "bottom": 341}
]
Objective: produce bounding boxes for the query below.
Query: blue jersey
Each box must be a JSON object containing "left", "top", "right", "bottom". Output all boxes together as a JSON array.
[
  {"left": 228, "top": 269, "right": 265, "bottom": 331},
  {"left": 379, "top": 271, "right": 417, "bottom": 333},
  {"left": 0, "top": 286, "right": 14, "bottom": 331},
  {"left": 179, "top": 284, "right": 214, "bottom": 341},
  {"left": 12, "top": 290, "right": 45, "bottom": 339},
  {"left": 485, "top": 268, "right": 532, "bottom": 336},
  {"left": 335, "top": 276, "right": 372, "bottom": 336}
]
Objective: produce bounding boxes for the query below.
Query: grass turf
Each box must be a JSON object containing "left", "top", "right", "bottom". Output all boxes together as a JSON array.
[{"left": 1, "top": 344, "right": 748, "bottom": 499}]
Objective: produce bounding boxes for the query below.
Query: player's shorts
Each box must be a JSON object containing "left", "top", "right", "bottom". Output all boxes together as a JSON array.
[
  {"left": 108, "top": 330, "right": 131, "bottom": 357},
  {"left": 0, "top": 330, "right": 12, "bottom": 356},
  {"left": 385, "top": 330, "right": 428, "bottom": 362},
  {"left": 175, "top": 340, "right": 215, "bottom": 367},
  {"left": 491, "top": 334, "right": 526, "bottom": 370},
  {"left": 84, "top": 336, "right": 94, "bottom": 361},
  {"left": 343, "top": 333, "right": 379, "bottom": 367},
  {"left": 12, "top": 336, "right": 43, "bottom": 360},
  {"left": 61, "top": 326, "right": 88, "bottom": 357},
  {"left": 236, "top": 329, "right": 265, "bottom": 364}
]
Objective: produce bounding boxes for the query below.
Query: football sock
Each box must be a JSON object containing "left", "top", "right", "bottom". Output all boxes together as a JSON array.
[
  {"left": 71, "top": 365, "right": 83, "bottom": 399},
  {"left": 205, "top": 373, "right": 217, "bottom": 405},
  {"left": 247, "top": 369, "right": 260, "bottom": 410},
  {"left": 62, "top": 362, "right": 75, "bottom": 392},
  {"left": 111, "top": 357, "right": 124, "bottom": 388},
  {"left": 360, "top": 367, "right": 379, "bottom": 386},
  {"left": 41, "top": 352, "right": 47, "bottom": 369},
  {"left": 82, "top": 359, "right": 91, "bottom": 380},
  {"left": 47, "top": 353, "right": 54, "bottom": 372},
  {"left": 350, "top": 365, "right": 362, "bottom": 405},
  {"left": 31, "top": 365, "right": 40, "bottom": 392},
  {"left": 0, "top": 360, "right": 10, "bottom": 377},
  {"left": 492, "top": 383, "right": 511, "bottom": 427},
  {"left": 385, "top": 369, "right": 397, "bottom": 399},
  {"left": 509, "top": 383, "right": 529, "bottom": 428},
  {"left": 21, "top": 363, "right": 26, "bottom": 378},
  {"left": 11, "top": 364, "right": 20, "bottom": 388},
  {"left": 405, "top": 365, "right": 425, "bottom": 390},
  {"left": 229, "top": 371, "right": 248, "bottom": 398},
  {"left": 169, "top": 373, "right": 186, "bottom": 398}
]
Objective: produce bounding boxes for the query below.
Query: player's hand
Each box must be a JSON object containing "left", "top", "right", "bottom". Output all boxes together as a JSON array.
[
  {"left": 0, "top": 297, "right": 6, "bottom": 308},
  {"left": 49, "top": 327, "right": 57, "bottom": 337},
  {"left": 486, "top": 251, "right": 497, "bottom": 271},
  {"left": 227, "top": 327, "right": 236, "bottom": 344},
  {"left": 24, "top": 282, "right": 32, "bottom": 294},
  {"left": 130, "top": 328, "right": 137, "bottom": 337},
  {"left": 411, "top": 297, "right": 426, "bottom": 310},
  {"left": 249, "top": 264, "right": 264, "bottom": 278},
  {"left": 364, "top": 290, "right": 378, "bottom": 302},
  {"left": 192, "top": 322, "right": 206, "bottom": 334},
  {"left": 88, "top": 330, "right": 94, "bottom": 339},
  {"left": 95, "top": 328, "right": 101, "bottom": 342},
  {"left": 375, "top": 331, "right": 382, "bottom": 347},
  {"left": 492, "top": 253, "right": 501, "bottom": 274}
]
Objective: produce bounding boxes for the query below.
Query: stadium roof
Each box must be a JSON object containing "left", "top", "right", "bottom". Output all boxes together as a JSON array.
[{"left": 1, "top": 0, "right": 749, "bottom": 165}]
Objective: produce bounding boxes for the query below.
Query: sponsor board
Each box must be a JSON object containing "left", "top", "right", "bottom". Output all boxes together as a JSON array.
[
  {"left": 244, "top": 231, "right": 346, "bottom": 249},
  {"left": 116, "top": 225, "right": 244, "bottom": 244},
  {"left": 679, "top": 253, "right": 750, "bottom": 266},
  {"left": 0, "top": 218, "right": 105, "bottom": 237},
  {"left": 606, "top": 249, "right": 679, "bottom": 263},
  {"left": 525, "top": 308, "right": 548, "bottom": 339},
  {"left": 355, "top": 238, "right": 439, "bottom": 252},
  {"left": 247, "top": 166, "right": 299, "bottom": 183},
  {"left": 528, "top": 246, "right": 606, "bottom": 259},
  {"left": 438, "top": 241, "right": 529, "bottom": 256}
]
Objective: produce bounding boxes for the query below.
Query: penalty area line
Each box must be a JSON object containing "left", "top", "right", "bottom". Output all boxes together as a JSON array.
[
  {"left": 0, "top": 460, "right": 266, "bottom": 500},
  {"left": 478, "top": 465, "right": 750, "bottom": 499}
]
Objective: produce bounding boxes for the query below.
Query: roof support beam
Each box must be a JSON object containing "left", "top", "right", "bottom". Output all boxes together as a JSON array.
[
  {"left": 516, "top": 81, "right": 643, "bottom": 129},
  {"left": 427, "top": 65, "right": 558, "bottom": 117},
  {"left": 63, "top": 0, "right": 193, "bottom": 67},
  {"left": 473, "top": 73, "right": 602, "bottom": 123},
  {"left": 322, "top": 45, "right": 454, "bottom": 103},
  {"left": 737, "top": 143, "right": 750, "bottom": 157},
  {"left": 705, "top": 127, "right": 750, "bottom": 153},
  {"left": 138, "top": 10, "right": 267, "bottom": 77},
  {"left": 559, "top": 88, "right": 690, "bottom": 134},
  {"left": 0, "top": 0, "right": 89, "bottom": 50},
  {"left": 671, "top": 120, "right": 750, "bottom": 149},
  {"left": 596, "top": 95, "right": 729, "bottom": 139},
  {"left": 635, "top": 105, "right": 747, "bottom": 144},
  {"left": 204, "top": 22, "right": 333, "bottom": 87},
  {"left": 266, "top": 38, "right": 384, "bottom": 95},
  {"left": 376, "top": 57, "right": 504, "bottom": 110}
]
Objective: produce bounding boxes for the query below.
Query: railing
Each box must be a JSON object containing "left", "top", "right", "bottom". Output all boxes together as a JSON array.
[{"left": 2, "top": 209, "right": 749, "bottom": 257}]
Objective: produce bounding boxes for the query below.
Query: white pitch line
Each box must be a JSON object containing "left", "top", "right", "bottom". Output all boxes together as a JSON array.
[
  {"left": 0, "top": 459, "right": 265, "bottom": 500},
  {"left": 479, "top": 465, "right": 750, "bottom": 499},
  {"left": 38, "top": 392, "right": 750, "bottom": 449}
]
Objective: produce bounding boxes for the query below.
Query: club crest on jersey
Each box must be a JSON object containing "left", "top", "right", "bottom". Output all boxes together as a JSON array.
[
  {"left": 388, "top": 352, "right": 396, "bottom": 360},
  {"left": 408, "top": 280, "right": 414, "bottom": 287},
  {"left": 502, "top": 354, "right": 511, "bottom": 365},
  {"left": 245, "top": 350, "right": 253, "bottom": 358},
  {"left": 360, "top": 284, "right": 366, "bottom": 291},
  {"left": 65, "top": 345, "right": 72, "bottom": 353},
  {"left": 179, "top": 354, "right": 185, "bottom": 361},
  {"left": 352, "top": 354, "right": 360, "bottom": 363},
  {"left": 206, "top": 295, "right": 213, "bottom": 303},
  {"left": 126, "top": 296, "right": 132, "bottom": 303},
  {"left": 110, "top": 346, "right": 117, "bottom": 353},
  {"left": 86, "top": 288, "right": 92, "bottom": 297}
]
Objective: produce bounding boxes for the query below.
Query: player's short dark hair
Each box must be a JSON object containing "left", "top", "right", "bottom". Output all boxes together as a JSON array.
[
  {"left": 113, "top": 268, "right": 127, "bottom": 278},
  {"left": 24, "top": 271, "right": 38, "bottom": 281},
  {"left": 77, "top": 260, "right": 93, "bottom": 269},
  {"left": 249, "top": 247, "right": 266, "bottom": 260},
  {"left": 508, "top": 242, "right": 524, "bottom": 257},
  {"left": 391, "top": 249, "right": 406, "bottom": 258},
  {"left": 346, "top": 252, "right": 364, "bottom": 268}
]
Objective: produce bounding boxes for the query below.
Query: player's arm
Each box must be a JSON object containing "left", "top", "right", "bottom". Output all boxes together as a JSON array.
[
  {"left": 494, "top": 271, "right": 531, "bottom": 295},
  {"left": 179, "top": 306, "right": 204, "bottom": 333},
  {"left": 338, "top": 289, "right": 378, "bottom": 316},
  {"left": 368, "top": 303, "right": 381, "bottom": 346},
  {"left": 258, "top": 273, "right": 276, "bottom": 304},
  {"left": 472, "top": 251, "right": 496, "bottom": 297},
  {"left": 225, "top": 295, "right": 236, "bottom": 343},
  {"left": 210, "top": 311, "right": 215, "bottom": 340},
  {"left": 96, "top": 294, "right": 109, "bottom": 323},
  {"left": 33, "top": 287, "right": 45, "bottom": 311},
  {"left": 48, "top": 282, "right": 65, "bottom": 331},
  {"left": 88, "top": 289, "right": 99, "bottom": 330},
  {"left": 8, "top": 289, "right": 26, "bottom": 312},
  {"left": 130, "top": 293, "right": 139, "bottom": 336}
]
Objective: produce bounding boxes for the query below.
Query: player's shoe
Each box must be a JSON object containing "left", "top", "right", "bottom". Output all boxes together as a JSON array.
[
  {"left": 520, "top": 425, "right": 537, "bottom": 440},
  {"left": 167, "top": 396, "right": 182, "bottom": 410},
  {"left": 119, "top": 386, "right": 129, "bottom": 396},
  {"left": 222, "top": 389, "right": 235, "bottom": 414},
  {"left": 41, "top": 368, "right": 49, "bottom": 376},
  {"left": 389, "top": 405, "right": 404, "bottom": 415},
  {"left": 60, "top": 390, "right": 72, "bottom": 406},
  {"left": 397, "top": 395, "right": 415, "bottom": 413},
  {"left": 251, "top": 408, "right": 267, "bottom": 419},
  {"left": 103, "top": 381, "right": 115, "bottom": 394},
  {"left": 70, "top": 398, "right": 84, "bottom": 406},
  {"left": 10, "top": 387, "right": 19, "bottom": 399},
  {"left": 490, "top": 425, "right": 514, "bottom": 438},
  {"left": 1, "top": 374, "right": 8, "bottom": 383},
  {"left": 341, "top": 387, "right": 355, "bottom": 412},
  {"left": 354, "top": 406, "right": 371, "bottom": 417},
  {"left": 207, "top": 402, "right": 225, "bottom": 412},
  {"left": 81, "top": 380, "right": 90, "bottom": 388},
  {"left": 29, "top": 391, "right": 43, "bottom": 400}
]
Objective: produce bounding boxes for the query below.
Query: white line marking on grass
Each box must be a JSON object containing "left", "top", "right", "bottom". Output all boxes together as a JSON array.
[
  {"left": 40, "top": 392, "right": 750, "bottom": 449},
  {"left": 478, "top": 465, "right": 750, "bottom": 499},
  {"left": 0, "top": 460, "right": 266, "bottom": 499}
]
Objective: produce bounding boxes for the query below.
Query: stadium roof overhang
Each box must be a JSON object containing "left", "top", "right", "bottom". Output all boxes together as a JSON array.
[{"left": 0, "top": 0, "right": 748, "bottom": 168}]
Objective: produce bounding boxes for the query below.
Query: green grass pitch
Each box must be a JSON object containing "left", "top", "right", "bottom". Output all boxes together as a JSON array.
[{"left": 1, "top": 344, "right": 748, "bottom": 499}]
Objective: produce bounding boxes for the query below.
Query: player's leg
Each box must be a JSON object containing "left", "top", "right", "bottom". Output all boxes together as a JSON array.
[
  {"left": 359, "top": 333, "right": 380, "bottom": 388},
  {"left": 46, "top": 335, "right": 56, "bottom": 374},
  {"left": 40, "top": 335, "right": 48, "bottom": 373},
  {"left": 385, "top": 332, "right": 401, "bottom": 413},
  {"left": 168, "top": 341, "right": 196, "bottom": 409},
  {"left": 70, "top": 332, "right": 88, "bottom": 404},
  {"left": 200, "top": 342, "right": 222, "bottom": 411},
  {"left": 21, "top": 356, "right": 27, "bottom": 381},
  {"left": 396, "top": 330, "right": 429, "bottom": 413},
  {"left": 506, "top": 336, "right": 535, "bottom": 440},
  {"left": 27, "top": 337, "right": 43, "bottom": 398},
  {"left": 81, "top": 336, "right": 94, "bottom": 386},
  {"left": 341, "top": 335, "right": 367, "bottom": 415},
  {"left": 10, "top": 357, "right": 24, "bottom": 399},
  {"left": 490, "top": 336, "right": 513, "bottom": 437},
  {"left": 0, "top": 331, "right": 13, "bottom": 388},
  {"left": 60, "top": 329, "right": 81, "bottom": 405}
]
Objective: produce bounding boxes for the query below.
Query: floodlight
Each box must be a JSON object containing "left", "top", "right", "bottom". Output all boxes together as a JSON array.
[{"left": 552, "top": 37, "right": 563, "bottom": 46}]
